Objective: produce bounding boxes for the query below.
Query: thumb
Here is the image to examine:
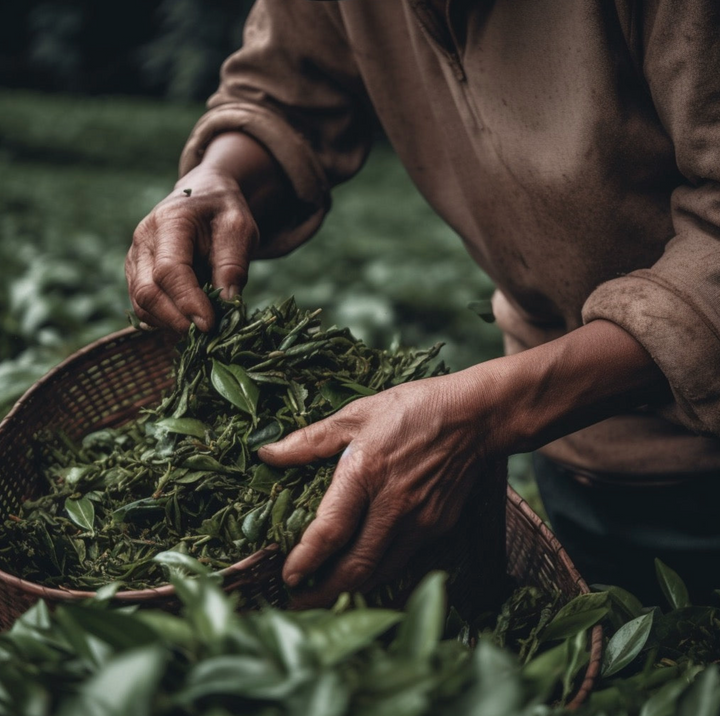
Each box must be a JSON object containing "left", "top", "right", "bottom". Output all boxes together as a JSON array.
[
  {"left": 210, "top": 208, "right": 258, "bottom": 298},
  {"left": 259, "top": 416, "right": 354, "bottom": 467}
]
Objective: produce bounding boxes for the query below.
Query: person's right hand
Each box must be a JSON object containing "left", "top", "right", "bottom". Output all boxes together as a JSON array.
[{"left": 126, "top": 165, "right": 258, "bottom": 334}]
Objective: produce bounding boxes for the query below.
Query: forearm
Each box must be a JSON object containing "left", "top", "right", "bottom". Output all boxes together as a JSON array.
[
  {"left": 179, "top": 132, "right": 294, "bottom": 237},
  {"left": 467, "top": 319, "right": 671, "bottom": 455}
]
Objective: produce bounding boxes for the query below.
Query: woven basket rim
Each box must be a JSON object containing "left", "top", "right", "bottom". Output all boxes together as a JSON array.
[
  {"left": 0, "top": 327, "right": 142, "bottom": 435},
  {"left": 0, "top": 544, "right": 281, "bottom": 602}
]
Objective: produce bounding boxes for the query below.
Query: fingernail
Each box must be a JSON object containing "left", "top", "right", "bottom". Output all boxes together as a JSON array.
[
  {"left": 285, "top": 572, "right": 302, "bottom": 588},
  {"left": 226, "top": 285, "right": 240, "bottom": 299}
]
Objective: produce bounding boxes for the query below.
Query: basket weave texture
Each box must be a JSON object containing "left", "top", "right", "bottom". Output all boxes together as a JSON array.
[{"left": 0, "top": 327, "right": 601, "bottom": 708}]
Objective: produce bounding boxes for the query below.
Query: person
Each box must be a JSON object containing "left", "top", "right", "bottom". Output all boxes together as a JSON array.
[{"left": 126, "top": 0, "right": 720, "bottom": 606}]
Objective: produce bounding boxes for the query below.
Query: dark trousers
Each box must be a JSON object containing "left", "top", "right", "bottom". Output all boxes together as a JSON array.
[{"left": 533, "top": 453, "right": 720, "bottom": 606}]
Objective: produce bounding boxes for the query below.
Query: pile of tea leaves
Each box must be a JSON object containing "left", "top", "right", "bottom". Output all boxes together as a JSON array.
[{"left": 0, "top": 292, "right": 447, "bottom": 590}]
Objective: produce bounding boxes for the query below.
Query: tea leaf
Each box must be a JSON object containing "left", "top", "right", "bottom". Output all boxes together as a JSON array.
[
  {"left": 602, "top": 611, "right": 654, "bottom": 677},
  {"left": 211, "top": 360, "right": 258, "bottom": 418},
  {"left": 59, "top": 645, "right": 166, "bottom": 716},
  {"left": 65, "top": 496, "right": 95, "bottom": 534},
  {"left": 562, "top": 629, "right": 589, "bottom": 701},
  {"left": 153, "top": 551, "right": 210, "bottom": 576},
  {"left": 594, "top": 584, "right": 644, "bottom": 625},
  {"left": 392, "top": 571, "right": 446, "bottom": 660},
  {"left": 639, "top": 669, "right": 694, "bottom": 716},
  {"left": 177, "top": 655, "right": 288, "bottom": 703},
  {"left": 467, "top": 299, "right": 495, "bottom": 323},
  {"left": 308, "top": 610, "right": 403, "bottom": 667},
  {"left": 112, "top": 497, "right": 165, "bottom": 524},
  {"left": 678, "top": 664, "right": 720, "bottom": 716},
  {"left": 541, "top": 592, "right": 609, "bottom": 643},
  {"left": 656, "top": 559, "right": 690, "bottom": 610},
  {"left": 155, "top": 417, "right": 210, "bottom": 439},
  {"left": 247, "top": 420, "right": 285, "bottom": 450}
]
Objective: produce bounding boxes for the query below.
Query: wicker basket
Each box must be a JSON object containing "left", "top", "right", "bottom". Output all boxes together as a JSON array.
[{"left": 0, "top": 327, "right": 601, "bottom": 709}]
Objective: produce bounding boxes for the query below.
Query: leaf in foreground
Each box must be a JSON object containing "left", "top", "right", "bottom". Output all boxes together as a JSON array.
[
  {"left": 602, "top": 610, "right": 654, "bottom": 677},
  {"left": 655, "top": 558, "right": 690, "bottom": 610},
  {"left": 58, "top": 645, "right": 166, "bottom": 716}
]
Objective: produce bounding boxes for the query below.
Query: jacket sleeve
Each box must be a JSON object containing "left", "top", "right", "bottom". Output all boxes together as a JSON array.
[
  {"left": 582, "top": 0, "right": 720, "bottom": 436},
  {"left": 179, "top": 0, "right": 374, "bottom": 258}
]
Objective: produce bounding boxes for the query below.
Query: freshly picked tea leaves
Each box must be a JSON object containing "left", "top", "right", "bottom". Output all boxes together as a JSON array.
[{"left": 0, "top": 292, "right": 447, "bottom": 590}]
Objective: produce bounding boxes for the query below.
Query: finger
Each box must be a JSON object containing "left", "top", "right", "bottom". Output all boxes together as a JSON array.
[
  {"left": 288, "top": 498, "right": 400, "bottom": 609},
  {"left": 130, "top": 290, "right": 191, "bottom": 333},
  {"left": 128, "top": 246, "right": 193, "bottom": 333},
  {"left": 259, "top": 416, "right": 355, "bottom": 467},
  {"left": 152, "top": 217, "right": 214, "bottom": 332},
  {"left": 282, "top": 451, "right": 367, "bottom": 588},
  {"left": 210, "top": 208, "right": 257, "bottom": 299}
]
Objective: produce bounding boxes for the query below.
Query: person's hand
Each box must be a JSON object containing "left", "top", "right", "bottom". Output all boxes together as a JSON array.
[
  {"left": 259, "top": 367, "right": 511, "bottom": 607},
  {"left": 126, "top": 131, "right": 290, "bottom": 333},
  {"left": 126, "top": 166, "right": 257, "bottom": 333},
  {"left": 258, "top": 318, "right": 669, "bottom": 608}
]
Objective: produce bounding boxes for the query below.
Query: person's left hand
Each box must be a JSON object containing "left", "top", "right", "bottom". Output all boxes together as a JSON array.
[{"left": 258, "top": 366, "right": 512, "bottom": 607}]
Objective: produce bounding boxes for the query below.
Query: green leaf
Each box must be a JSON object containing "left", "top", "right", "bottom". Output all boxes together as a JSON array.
[
  {"left": 320, "top": 381, "right": 351, "bottom": 410},
  {"left": 92, "top": 582, "right": 121, "bottom": 604},
  {"left": 211, "top": 360, "right": 259, "bottom": 417},
  {"left": 153, "top": 551, "right": 210, "bottom": 576},
  {"left": 678, "top": 665, "right": 720, "bottom": 716},
  {"left": 562, "top": 629, "right": 589, "bottom": 701},
  {"left": 392, "top": 571, "right": 446, "bottom": 660},
  {"left": 249, "top": 463, "right": 283, "bottom": 494},
  {"left": 247, "top": 420, "right": 285, "bottom": 450},
  {"left": 541, "top": 592, "right": 609, "bottom": 642},
  {"left": 65, "top": 496, "right": 95, "bottom": 534},
  {"left": 177, "top": 655, "right": 292, "bottom": 703},
  {"left": 186, "top": 579, "right": 235, "bottom": 646},
  {"left": 540, "top": 607, "right": 608, "bottom": 643},
  {"left": 655, "top": 559, "right": 690, "bottom": 610},
  {"left": 10, "top": 600, "right": 52, "bottom": 632},
  {"left": 59, "top": 645, "right": 166, "bottom": 716},
  {"left": 639, "top": 669, "right": 694, "bottom": 716},
  {"left": 135, "top": 611, "right": 195, "bottom": 649},
  {"left": 61, "top": 466, "right": 93, "bottom": 487},
  {"left": 523, "top": 640, "right": 569, "bottom": 701},
  {"left": 53, "top": 607, "right": 112, "bottom": 669},
  {"left": 155, "top": 417, "right": 210, "bottom": 439},
  {"left": 111, "top": 497, "right": 165, "bottom": 524},
  {"left": 181, "top": 454, "right": 231, "bottom": 472},
  {"left": 450, "top": 640, "right": 524, "bottom": 715},
  {"left": 467, "top": 299, "right": 495, "bottom": 323},
  {"left": 301, "top": 669, "right": 349, "bottom": 716},
  {"left": 308, "top": 610, "right": 403, "bottom": 667},
  {"left": 259, "top": 610, "right": 311, "bottom": 674},
  {"left": 602, "top": 611, "right": 654, "bottom": 677},
  {"left": 61, "top": 604, "right": 158, "bottom": 652},
  {"left": 593, "top": 584, "right": 644, "bottom": 622},
  {"left": 338, "top": 381, "right": 377, "bottom": 396}
]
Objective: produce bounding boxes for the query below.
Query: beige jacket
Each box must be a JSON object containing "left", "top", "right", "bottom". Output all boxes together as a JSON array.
[{"left": 180, "top": 0, "right": 720, "bottom": 477}]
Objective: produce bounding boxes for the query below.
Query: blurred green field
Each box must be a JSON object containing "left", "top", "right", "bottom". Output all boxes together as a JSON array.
[{"left": 0, "top": 89, "right": 537, "bottom": 499}]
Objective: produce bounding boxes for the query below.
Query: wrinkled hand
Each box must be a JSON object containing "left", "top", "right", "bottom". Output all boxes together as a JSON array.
[
  {"left": 126, "top": 167, "right": 257, "bottom": 333},
  {"left": 259, "top": 368, "right": 509, "bottom": 607}
]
